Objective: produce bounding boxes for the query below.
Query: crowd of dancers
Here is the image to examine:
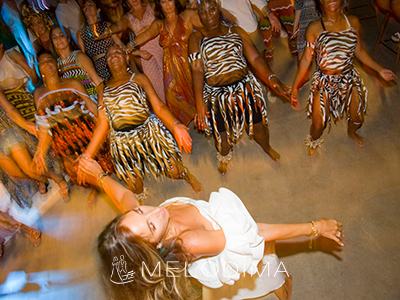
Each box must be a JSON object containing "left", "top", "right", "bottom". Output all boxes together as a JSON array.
[{"left": 0, "top": 0, "right": 397, "bottom": 299}]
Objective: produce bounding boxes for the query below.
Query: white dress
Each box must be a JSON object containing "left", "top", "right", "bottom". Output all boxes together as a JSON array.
[{"left": 161, "top": 188, "right": 285, "bottom": 300}]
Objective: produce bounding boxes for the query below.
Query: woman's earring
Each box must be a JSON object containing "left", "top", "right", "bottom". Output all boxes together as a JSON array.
[
  {"left": 97, "top": 12, "right": 101, "bottom": 21},
  {"left": 41, "top": 74, "right": 46, "bottom": 87}
]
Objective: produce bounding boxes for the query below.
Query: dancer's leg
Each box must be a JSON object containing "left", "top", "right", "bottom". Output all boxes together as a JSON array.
[
  {"left": 169, "top": 159, "right": 202, "bottom": 193},
  {"left": 347, "top": 87, "right": 365, "bottom": 147},
  {"left": 307, "top": 90, "right": 328, "bottom": 156},
  {"left": 252, "top": 122, "right": 281, "bottom": 161}
]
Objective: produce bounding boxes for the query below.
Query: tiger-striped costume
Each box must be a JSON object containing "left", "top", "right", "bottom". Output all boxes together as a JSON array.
[
  {"left": 307, "top": 16, "right": 367, "bottom": 128},
  {"left": 101, "top": 73, "right": 184, "bottom": 183},
  {"left": 189, "top": 27, "right": 268, "bottom": 152}
]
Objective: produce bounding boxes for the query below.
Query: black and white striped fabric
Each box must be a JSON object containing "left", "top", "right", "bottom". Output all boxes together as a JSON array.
[
  {"left": 101, "top": 74, "right": 183, "bottom": 182},
  {"left": 307, "top": 16, "right": 367, "bottom": 127},
  {"left": 192, "top": 28, "right": 268, "bottom": 152}
]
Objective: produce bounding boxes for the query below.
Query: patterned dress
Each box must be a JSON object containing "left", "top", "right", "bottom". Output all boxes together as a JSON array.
[
  {"left": 294, "top": 0, "right": 320, "bottom": 53},
  {"left": 127, "top": 5, "right": 165, "bottom": 102},
  {"left": 307, "top": 16, "right": 367, "bottom": 128},
  {"left": 159, "top": 16, "right": 196, "bottom": 126},
  {"left": 36, "top": 88, "right": 114, "bottom": 184},
  {"left": 101, "top": 73, "right": 183, "bottom": 183},
  {"left": 189, "top": 27, "right": 268, "bottom": 152},
  {"left": 58, "top": 50, "right": 98, "bottom": 102},
  {"left": 0, "top": 103, "right": 38, "bottom": 208},
  {"left": 79, "top": 21, "right": 114, "bottom": 81},
  {"left": 260, "top": 0, "right": 297, "bottom": 61}
]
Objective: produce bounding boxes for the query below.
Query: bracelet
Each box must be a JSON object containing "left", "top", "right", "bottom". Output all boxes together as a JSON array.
[
  {"left": 107, "top": 26, "right": 113, "bottom": 37},
  {"left": 98, "top": 172, "right": 109, "bottom": 190},
  {"left": 268, "top": 74, "right": 277, "bottom": 82},
  {"left": 262, "top": 6, "right": 271, "bottom": 16},
  {"left": 307, "top": 221, "right": 319, "bottom": 237},
  {"left": 129, "top": 39, "right": 136, "bottom": 49}
]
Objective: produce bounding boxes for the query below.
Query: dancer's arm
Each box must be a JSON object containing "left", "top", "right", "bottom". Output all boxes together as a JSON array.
[
  {"left": 80, "top": 83, "right": 109, "bottom": 159},
  {"left": 181, "top": 229, "right": 226, "bottom": 257},
  {"left": 291, "top": 21, "right": 318, "bottom": 110},
  {"left": 126, "top": 20, "right": 162, "bottom": 53},
  {"left": 236, "top": 26, "right": 291, "bottom": 100},
  {"left": 188, "top": 31, "right": 207, "bottom": 131},
  {"left": 134, "top": 73, "right": 192, "bottom": 154},
  {"left": 350, "top": 16, "right": 397, "bottom": 81},
  {"left": 76, "top": 52, "right": 103, "bottom": 86},
  {"left": 79, "top": 158, "right": 140, "bottom": 212},
  {"left": 181, "top": 8, "right": 203, "bottom": 30},
  {"left": 95, "top": 16, "right": 129, "bottom": 41},
  {"left": 0, "top": 89, "right": 36, "bottom": 135},
  {"left": 8, "top": 49, "right": 39, "bottom": 85},
  {"left": 257, "top": 219, "right": 344, "bottom": 246}
]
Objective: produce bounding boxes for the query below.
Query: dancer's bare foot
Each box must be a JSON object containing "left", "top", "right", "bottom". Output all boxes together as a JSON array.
[
  {"left": 185, "top": 172, "right": 203, "bottom": 193},
  {"left": 39, "top": 181, "right": 49, "bottom": 195},
  {"left": 348, "top": 132, "right": 365, "bottom": 147},
  {"left": 24, "top": 228, "right": 41, "bottom": 247},
  {"left": 274, "top": 274, "right": 293, "bottom": 300},
  {"left": 87, "top": 188, "right": 98, "bottom": 210},
  {"left": 57, "top": 179, "right": 70, "bottom": 202},
  {"left": 218, "top": 161, "right": 228, "bottom": 175},
  {"left": 266, "top": 146, "right": 281, "bottom": 161},
  {"left": 307, "top": 146, "right": 318, "bottom": 157}
]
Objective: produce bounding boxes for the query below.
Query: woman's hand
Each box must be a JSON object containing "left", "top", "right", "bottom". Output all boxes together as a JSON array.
[
  {"left": 268, "top": 13, "right": 281, "bottom": 33},
  {"left": 138, "top": 50, "right": 152, "bottom": 60},
  {"left": 315, "top": 218, "right": 344, "bottom": 246},
  {"left": 173, "top": 123, "right": 192, "bottom": 154},
  {"left": 269, "top": 76, "right": 291, "bottom": 101},
  {"left": 290, "top": 88, "right": 302, "bottom": 110},
  {"left": 194, "top": 101, "right": 209, "bottom": 131},
  {"left": 78, "top": 157, "right": 104, "bottom": 187},
  {"left": 125, "top": 43, "right": 135, "bottom": 54},
  {"left": 379, "top": 69, "right": 397, "bottom": 81},
  {"left": 32, "top": 149, "right": 47, "bottom": 174},
  {"left": 25, "top": 122, "right": 37, "bottom": 137}
]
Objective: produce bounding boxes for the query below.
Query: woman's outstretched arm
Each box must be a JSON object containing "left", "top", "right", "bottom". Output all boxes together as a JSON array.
[
  {"left": 79, "top": 158, "right": 140, "bottom": 213},
  {"left": 350, "top": 16, "right": 397, "bottom": 81},
  {"left": 257, "top": 219, "right": 344, "bottom": 246}
]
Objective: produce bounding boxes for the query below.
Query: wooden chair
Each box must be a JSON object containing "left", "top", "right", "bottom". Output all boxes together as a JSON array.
[{"left": 373, "top": 11, "right": 400, "bottom": 70}]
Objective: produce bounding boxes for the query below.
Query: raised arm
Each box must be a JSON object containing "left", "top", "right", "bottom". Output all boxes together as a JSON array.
[
  {"left": 236, "top": 27, "right": 290, "bottom": 100},
  {"left": 95, "top": 16, "right": 130, "bottom": 41},
  {"left": 350, "top": 16, "right": 397, "bottom": 81},
  {"left": 76, "top": 52, "right": 103, "bottom": 86},
  {"left": 188, "top": 31, "right": 207, "bottom": 131},
  {"left": 257, "top": 218, "right": 344, "bottom": 246},
  {"left": 181, "top": 8, "right": 203, "bottom": 30},
  {"left": 127, "top": 20, "right": 162, "bottom": 52},
  {"left": 79, "top": 158, "right": 139, "bottom": 213},
  {"left": 8, "top": 49, "right": 39, "bottom": 85},
  {"left": 80, "top": 83, "right": 109, "bottom": 159},
  {"left": 134, "top": 73, "right": 192, "bottom": 154}
]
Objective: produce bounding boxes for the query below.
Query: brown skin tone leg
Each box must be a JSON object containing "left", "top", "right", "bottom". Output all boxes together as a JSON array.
[
  {"left": 253, "top": 122, "right": 281, "bottom": 161},
  {"left": 308, "top": 90, "right": 328, "bottom": 156},
  {"left": 347, "top": 86, "right": 365, "bottom": 147}
]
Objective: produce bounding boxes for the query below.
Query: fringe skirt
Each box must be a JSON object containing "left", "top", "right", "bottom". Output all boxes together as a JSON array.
[
  {"left": 307, "top": 67, "right": 368, "bottom": 128},
  {"left": 204, "top": 72, "right": 268, "bottom": 152},
  {"left": 109, "top": 114, "right": 182, "bottom": 182}
]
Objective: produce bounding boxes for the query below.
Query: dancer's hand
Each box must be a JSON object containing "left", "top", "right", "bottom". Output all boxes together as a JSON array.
[
  {"left": 379, "top": 69, "right": 397, "bottom": 81},
  {"left": 76, "top": 153, "right": 92, "bottom": 185},
  {"left": 32, "top": 150, "right": 47, "bottom": 174},
  {"left": 173, "top": 123, "right": 192, "bottom": 154},
  {"left": 315, "top": 218, "right": 344, "bottom": 246},
  {"left": 139, "top": 50, "right": 152, "bottom": 60},
  {"left": 194, "top": 102, "right": 209, "bottom": 131},
  {"left": 78, "top": 158, "right": 104, "bottom": 187},
  {"left": 290, "top": 89, "right": 302, "bottom": 110},
  {"left": 25, "top": 122, "right": 37, "bottom": 137},
  {"left": 268, "top": 13, "right": 281, "bottom": 33},
  {"left": 269, "top": 76, "right": 291, "bottom": 101}
]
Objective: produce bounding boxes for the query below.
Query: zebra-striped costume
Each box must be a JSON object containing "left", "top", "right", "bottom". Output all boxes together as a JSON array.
[
  {"left": 58, "top": 50, "right": 98, "bottom": 103},
  {"left": 101, "top": 73, "right": 183, "bottom": 182},
  {"left": 307, "top": 16, "right": 367, "bottom": 128},
  {"left": 190, "top": 27, "right": 268, "bottom": 152}
]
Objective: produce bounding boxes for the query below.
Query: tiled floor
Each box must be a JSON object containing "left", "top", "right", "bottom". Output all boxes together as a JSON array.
[{"left": 1, "top": 5, "right": 400, "bottom": 300}]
